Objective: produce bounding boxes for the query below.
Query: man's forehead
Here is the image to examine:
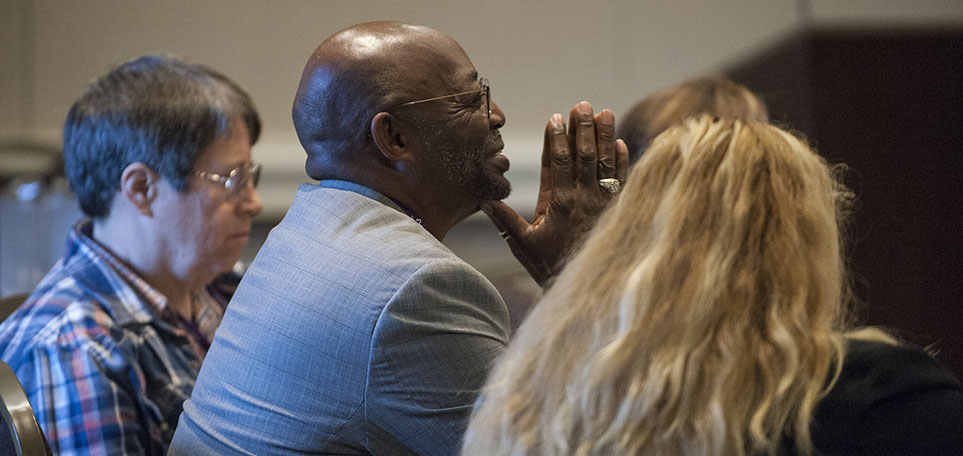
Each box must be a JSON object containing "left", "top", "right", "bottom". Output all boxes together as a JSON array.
[{"left": 393, "top": 40, "right": 478, "bottom": 88}]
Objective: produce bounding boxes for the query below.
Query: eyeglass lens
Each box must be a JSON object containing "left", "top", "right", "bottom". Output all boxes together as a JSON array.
[{"left": 227, "top": 164, "right": 260, "bottom": 195}]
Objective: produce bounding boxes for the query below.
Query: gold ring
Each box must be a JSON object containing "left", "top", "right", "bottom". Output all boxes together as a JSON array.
[{"left": 599, "top": 178, "right": 621, "bottom": 194}]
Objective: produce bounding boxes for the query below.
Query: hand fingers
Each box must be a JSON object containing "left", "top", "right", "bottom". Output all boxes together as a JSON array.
[
  {"left": 573, "top": 101, "right": 599, "bottom": 188},
  {"left": 534, "top": 116, "right": 558, "bottom": 217},
  {"left": 480, "top": 200, "right": 531, "bottom": 241},
  {"left": 548, "top": 113, "right": 574, "bottom": 193},
  {"left": 481, "top": 200, "right": 547, "bottom": 286},
  {"left": 615, "top": 138, "right": 629, "bottom": 184},
  {"left": 568, "top": 105, "right": 579, "bottom": 167},
  {"left": 595, "top": 109, "right": 616, "bottom": 180}
]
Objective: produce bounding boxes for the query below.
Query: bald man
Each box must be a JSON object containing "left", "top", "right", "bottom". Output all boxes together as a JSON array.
[{"left": 171, "top": 21, "right": 627, "bottom": 455}]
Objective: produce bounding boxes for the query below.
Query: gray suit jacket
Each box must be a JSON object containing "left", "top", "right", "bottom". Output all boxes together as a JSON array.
[{"left": 170, "top": 181, "right": 510, "bottom": 455}]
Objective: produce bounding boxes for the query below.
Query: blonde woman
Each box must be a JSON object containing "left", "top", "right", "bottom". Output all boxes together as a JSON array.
[
  {"left": 463, "top": 117, "right": 963, "bottom": 455},
  {"left": 617, "top": 75, "right": 768, "bottom": 163}
]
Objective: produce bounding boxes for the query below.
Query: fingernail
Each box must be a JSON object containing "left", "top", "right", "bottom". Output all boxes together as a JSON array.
[
  {"left": 599, "top": 109, "right": 614, "bottom": 126},
  {"left": 577, "top": 101, "right": 593, "bottom": 120},
  {"left": 551, "top": 113, "right": 564, "bottom": 126}
]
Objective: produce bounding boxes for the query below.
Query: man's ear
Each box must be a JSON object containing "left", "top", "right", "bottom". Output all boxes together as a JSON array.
[
  {"left": 119, "top": 162, "right": 160, "bottom": 216},
  {"left": 371, "top": 112, "right": 417, "bottom": 163}
]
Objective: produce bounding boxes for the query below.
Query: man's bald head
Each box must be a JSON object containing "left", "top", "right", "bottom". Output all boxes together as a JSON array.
[{"left": 292, "top": 21, "right": 470, "bottom": 180}]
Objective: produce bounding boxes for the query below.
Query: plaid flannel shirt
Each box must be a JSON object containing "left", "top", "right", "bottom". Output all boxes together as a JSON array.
[{"left": 0, "top": 220, "right": 226, "bottom": 456}]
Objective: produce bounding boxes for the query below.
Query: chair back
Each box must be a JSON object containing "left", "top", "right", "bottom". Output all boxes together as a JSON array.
[{"left": 0, "top": 360, "right": 52, "bottom": 456}]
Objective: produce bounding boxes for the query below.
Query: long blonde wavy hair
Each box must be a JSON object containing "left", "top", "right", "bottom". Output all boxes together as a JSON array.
[{"left": 462, "top": 116, "right": 890, "bottom": 456}]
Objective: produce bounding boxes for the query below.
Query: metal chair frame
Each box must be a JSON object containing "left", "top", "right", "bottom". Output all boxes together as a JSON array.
[{"left": 0, "top": 360, "right": 51, "bottom": 456}]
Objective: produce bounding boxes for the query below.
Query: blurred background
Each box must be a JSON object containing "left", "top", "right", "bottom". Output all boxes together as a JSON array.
[{"left": 1, "top": 0, "right": 961, "bottom": 376}]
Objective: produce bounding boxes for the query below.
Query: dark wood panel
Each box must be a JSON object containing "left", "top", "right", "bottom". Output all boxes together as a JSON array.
[{"left": 728, "top": 26, "right": 963, "bottom": 379}]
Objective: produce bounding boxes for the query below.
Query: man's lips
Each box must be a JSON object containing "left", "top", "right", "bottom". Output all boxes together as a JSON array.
[
  {"left": 486, "top": 135, "right": 509, "bottom": 172},
  {"left": 487, "top": 136, "right": 505, "bottom": 155},
  {"left": 488, "top": 150, "right": 510, "bottom": 173}
]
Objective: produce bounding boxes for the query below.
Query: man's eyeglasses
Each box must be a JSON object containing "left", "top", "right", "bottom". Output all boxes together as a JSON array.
[
  {"left": 389, "top": 78, "right": 490, "bottom": 119},
  {"left": 195, "top": 162, "right": 261, "bottom": 198}
]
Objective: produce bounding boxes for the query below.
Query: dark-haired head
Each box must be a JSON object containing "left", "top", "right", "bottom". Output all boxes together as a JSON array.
[
  {"left": 63, "top": 53, "right": 261, "bottom": 217},
  {"left": 617, "top": 75, "right": 767, "bottom": 164}
]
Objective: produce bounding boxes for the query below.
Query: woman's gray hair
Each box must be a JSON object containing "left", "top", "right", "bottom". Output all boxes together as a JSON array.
[{"left": 63, "top": 53, "right": 261, "bottom": 217}]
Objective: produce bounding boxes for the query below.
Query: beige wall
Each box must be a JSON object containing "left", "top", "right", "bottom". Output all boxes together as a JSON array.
[
  {"left": 2, "top": 0, "right": 961, "bottom": 218},
  {"left": 2, "top": 0, "right": 961, "bottom": 297}
]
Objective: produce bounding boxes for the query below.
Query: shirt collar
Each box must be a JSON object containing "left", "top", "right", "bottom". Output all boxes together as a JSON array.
[
  {"left": 316, "top": 180, "right": 425, "bottom": 228},
  {"left": 61, "top": 219, "right": 167, "bottom": 326}
]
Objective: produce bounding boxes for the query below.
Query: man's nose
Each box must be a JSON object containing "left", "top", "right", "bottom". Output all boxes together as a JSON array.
[{"left": 489, "top": 100, "right": 505, "bottom": 129}]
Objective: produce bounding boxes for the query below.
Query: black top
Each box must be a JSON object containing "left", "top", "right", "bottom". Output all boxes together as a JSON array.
[{"left": 803, "top": 340, "right": 963, "bottom": 455}]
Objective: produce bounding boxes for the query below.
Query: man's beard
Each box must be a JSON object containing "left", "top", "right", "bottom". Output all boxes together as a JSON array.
[
  {"left": 414, "top": 120, "right": 511, "bottom": 202},
  {"left": 437, "top": 133, "right": 511, "bottom": 202}
]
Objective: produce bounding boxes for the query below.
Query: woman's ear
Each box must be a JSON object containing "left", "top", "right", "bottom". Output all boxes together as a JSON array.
[
  {"left": 371, "top": 112, "right": 417, "bottom": 163},
  {"left": 119, "top": 162, "right": 160, "bottom": 216}
]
